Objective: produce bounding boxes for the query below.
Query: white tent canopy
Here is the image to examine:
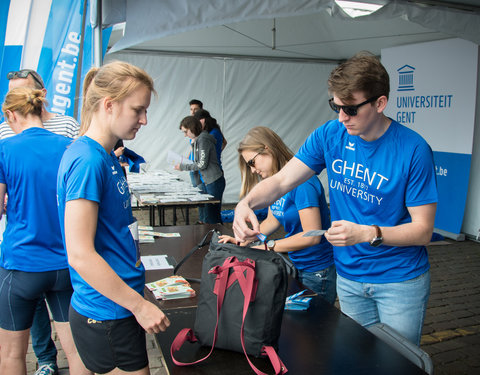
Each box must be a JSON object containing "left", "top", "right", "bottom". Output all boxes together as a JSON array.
[
  {"left": 101, "top": 0, "right": 480, "bottom": 239},
  {"left": 105, "top": 0, "right": 480, "bottom": 60}
]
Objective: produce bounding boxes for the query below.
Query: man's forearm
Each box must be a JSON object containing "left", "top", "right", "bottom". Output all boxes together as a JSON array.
[{"left": 240, "top": 176, "right": 285, "bottom": 210}]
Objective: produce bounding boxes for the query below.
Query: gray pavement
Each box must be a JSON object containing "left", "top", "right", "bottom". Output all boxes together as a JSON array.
[
  {"left": 420, "top": 240, "right": 480, "bottom": 375},
  {"left": 24, "top": 206, "right": 480, "bottom": 374}
]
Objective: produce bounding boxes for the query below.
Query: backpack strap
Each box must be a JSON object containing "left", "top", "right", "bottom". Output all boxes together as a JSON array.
[
  {"left": 173, "top": 229, "right": 216, "bottom": 283},
  {"left": 171, "top": 256, "right": 288, "bottom": 374}
]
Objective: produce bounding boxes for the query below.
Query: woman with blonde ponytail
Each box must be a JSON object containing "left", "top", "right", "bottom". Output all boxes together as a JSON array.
[
  {"left": 57, "top": 61, "right": 170, "bottom": 375},
  {"left": 219, "top": 127, "right": 336, "bottom": 304},
  {"left": 0, "top": 87, "right": 91, "bottom": 375}
]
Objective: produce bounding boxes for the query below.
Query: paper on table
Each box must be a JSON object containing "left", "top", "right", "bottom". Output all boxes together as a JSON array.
[
  {"left": 167, "top": 150, "right": 193, "bottom": 166},
  {"left": 141, "top": 255, "right": 174, "bottom": 270}
]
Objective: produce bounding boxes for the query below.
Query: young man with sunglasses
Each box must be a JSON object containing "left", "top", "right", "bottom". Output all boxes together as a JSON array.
[
  {"left": 233, "top": 52, "right": 438, "bottom": 346},
  {"left": 0, "top": 69, "right": 80, "bottom": 375}
]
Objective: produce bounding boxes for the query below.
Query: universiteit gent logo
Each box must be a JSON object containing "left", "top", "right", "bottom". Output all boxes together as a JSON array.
[{"left": 397, "top": 65, "right": 415, "bottom": 92}]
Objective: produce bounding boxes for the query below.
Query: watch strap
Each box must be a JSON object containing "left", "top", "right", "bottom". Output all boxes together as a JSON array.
[{"left": 370, "top": 225, "right": 383, "bottom": 247}]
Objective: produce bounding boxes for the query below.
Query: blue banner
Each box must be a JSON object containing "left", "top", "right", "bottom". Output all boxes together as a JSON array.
[
  {"left": 37, "top": 0, "right": 110, "bottom": 120},
  {"left": 37, "top": 0, "right": 86, "bottom": 118},
  {"left": 433, "top": 151, "right": 472, "bottom": 234},
  {"left": 0, "top": 0, "right": 21, "bottom": 107}
]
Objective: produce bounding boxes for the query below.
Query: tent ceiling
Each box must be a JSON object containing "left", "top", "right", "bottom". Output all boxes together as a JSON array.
[
  {"left": 105, "top": 0, "right": 480, "bottom": 63},
  {"left": 109, "top": 12, "right": 451, "bottom": 63}
]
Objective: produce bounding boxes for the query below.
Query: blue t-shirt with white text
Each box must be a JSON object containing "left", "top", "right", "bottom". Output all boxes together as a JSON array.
[
  {"left": 270, "top": 176, "right": 333, "bottom": 272},
  {"left": 295, "top": 119, "right": 438, "bottom": 283},
  {"left": 57, "top": 136, "right": 144, "bottom": 320}
]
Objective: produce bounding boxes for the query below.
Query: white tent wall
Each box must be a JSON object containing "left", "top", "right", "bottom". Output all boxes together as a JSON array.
[
  {"left": 105, "top": 51, "right": 335, "bottom": 204},
  {"left": 102, "top": 0, "right": 480, "bottom": 238},
  {"left": 462, "top": 52, "right": 480, "bottom": 240}
]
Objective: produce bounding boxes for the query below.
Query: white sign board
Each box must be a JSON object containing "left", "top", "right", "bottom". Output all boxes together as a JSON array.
[{"left": 382, "top": 39, "right": 478, "bottom": 237}]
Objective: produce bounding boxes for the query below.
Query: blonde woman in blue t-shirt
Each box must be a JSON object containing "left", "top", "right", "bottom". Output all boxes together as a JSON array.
[{"left": 219, "top": 126, "right": 336, "bottom": 304}]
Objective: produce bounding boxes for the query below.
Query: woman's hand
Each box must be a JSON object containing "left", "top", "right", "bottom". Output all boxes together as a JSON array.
[
  {"left": 218, "top": 235, "right": 252, "bottom": 247},
  {"left": 132, "top": 299, "right": 171, "bottom": 334},
  {"left": 218, "top": 235, "right": 236, "bottom": 244},
  {"left": 114, "top": 146, "right": 125, "bottom": 158}
]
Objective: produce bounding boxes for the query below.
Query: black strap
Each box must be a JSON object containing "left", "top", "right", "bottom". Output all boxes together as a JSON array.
[{"left": 173, "top": 229, "right": 216, "bottom": 283}]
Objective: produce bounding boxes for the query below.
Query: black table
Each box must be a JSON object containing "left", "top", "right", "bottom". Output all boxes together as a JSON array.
[
  {"left": 157, "top": 298, "right": 427, "bottom": 375},
  {"left": 136, "top": 199, "right": 221, "bottom": 226},
  {"left": 142, "top": 225, "right": 427, "bottom": 375},
  {"left": 142, "top": 224, "right": 222, "bottom": 309}
]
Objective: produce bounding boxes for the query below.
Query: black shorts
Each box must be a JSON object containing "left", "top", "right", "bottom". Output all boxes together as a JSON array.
[{"left": 69, "top": 306, "right": 148, "bottom": 374}]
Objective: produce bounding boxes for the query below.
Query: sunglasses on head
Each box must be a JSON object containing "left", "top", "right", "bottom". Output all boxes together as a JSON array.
[
  {"left": 246, "top": 151, "right": 262, "bottom": 168},
  {"left": 7, "top": 70, "right": 44, "bottom": 89},
  {"left": 328, "top": 96, "right": 379, "bottom": 117}
]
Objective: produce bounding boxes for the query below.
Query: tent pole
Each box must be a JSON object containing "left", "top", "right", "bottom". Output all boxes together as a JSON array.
[
  {"left": 93, "top": 0, "right": 103, "bottom": 67},
  {"left": 272, "top": 18, "right": 276, "bottom": 50},
  {"left": 73, "top": 0, "right": 88, "bottom": 120}
]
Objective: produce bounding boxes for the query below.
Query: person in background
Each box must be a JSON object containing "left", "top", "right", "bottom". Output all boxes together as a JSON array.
[
  {"left": 219, "top": 127, "right": 336, "bottom": 303},
  {"left": 194, "top": 108, "right": 228, "bottom": 166},
  {"left": 0, "top": 69, "right": 79, "bottom": 140},
  {"left": 114, "top": 139, "right": 128, "bottom": 176},
  {"left": 192, "top": 109, "right": 227, "bottom": 221},
  {"left": 175, "top": 116, "right": 225, "bottom": 224},
  {"left": 233, "top": 52, "right": 437, "bottom": 346},
  {"left": 57, "top": 61, "right": 170, "bottom": 375},
  {"left": 189, "top": 99, "right": 203, "bottom": 115},
  {"left": 0, "top": 87, "right": 90, "bottom": 375},
  {"left": 186, "top": 99, "right": 204, "bottom": 189},
  {"left": 0, "top": 69, "right": 80, "bottom": 375}
]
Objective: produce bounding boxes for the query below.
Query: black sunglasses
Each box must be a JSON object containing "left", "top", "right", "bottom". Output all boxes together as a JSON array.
[
  {"left": 246, "top": 151, "right": 262, "bottom": 168},
  {"left": 328, "top": 96, "right": 379, "bottom": 116},
  {"left": 7, "top": 70, "right": 44, "bottom": 89}
]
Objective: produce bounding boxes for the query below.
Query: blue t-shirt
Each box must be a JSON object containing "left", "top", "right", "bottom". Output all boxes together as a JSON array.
[
  {"left": 57, "top": 136, "right": 145, "bottom": 320},
  {"left": 270, "top": 176, "right": 333, "bottom": 272},
  {"left": 0, "top": 127, "right": 71, "bottom": 271},
  {"left": 296, "top": 119, "right": 438, "bottom": 283}
]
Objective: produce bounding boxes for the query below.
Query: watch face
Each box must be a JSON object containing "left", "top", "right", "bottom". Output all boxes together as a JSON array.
[
  {"left": 370, "top": 238, "right": 383, "bottom": 247},
  {"left": 267, "top": 240, "right": 275, "bottom": 249}
]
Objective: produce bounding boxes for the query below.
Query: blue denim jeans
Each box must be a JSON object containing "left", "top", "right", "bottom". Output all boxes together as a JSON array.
[
  {"left": 202, "top": 176, "right": 225, "bottom": 224},
  {"left": 336, "top": 271, "right": 430, "bottom": 345},
  {"left": 31, "top": 299, "right": 57, "bottom": 366},
  {"left": 197, "top": 182, "right": 208, "bottom": 223},
  {"left": 297, "top": 264, "right": 337, "bottom": 305}
]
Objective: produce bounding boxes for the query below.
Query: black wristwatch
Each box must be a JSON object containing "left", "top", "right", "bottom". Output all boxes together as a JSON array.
[
  {"left": 267, "top": 240, "right": 276, "bottom": 251},
  {"left": 370, "top": 225, "right": 383, "bottom": 247}
]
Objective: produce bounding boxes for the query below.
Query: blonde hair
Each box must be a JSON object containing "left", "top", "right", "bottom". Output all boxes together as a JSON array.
[
  {"left": 237, "top": 126, "right": 294, "bottom": 198},
  {"left": 2, "top": 87, "right": 46, "bottom": 120},
  {"left": 80, "top": 61, "right": 156, "bottom": 135}
]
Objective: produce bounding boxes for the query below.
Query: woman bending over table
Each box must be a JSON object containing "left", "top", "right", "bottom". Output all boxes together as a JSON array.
[{"left": 219, "top": 127, "right": 336, "bottom": 304}]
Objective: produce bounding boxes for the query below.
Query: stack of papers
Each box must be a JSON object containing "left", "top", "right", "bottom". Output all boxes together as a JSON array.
[
  {"left": 127, "top": 169, "right": 216, "bottom": 204},
  {"left": 139, "top": 225, "right": 155, "bottom": 243},
  {"left": 285, "top": 290, "right": 313, "bottom": 311},
  {"left": 138, "top": 226, "right": 181, "bottom": 242},
  {"left": 146, "top": 275, "right": 195, "bottom": 300}
]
